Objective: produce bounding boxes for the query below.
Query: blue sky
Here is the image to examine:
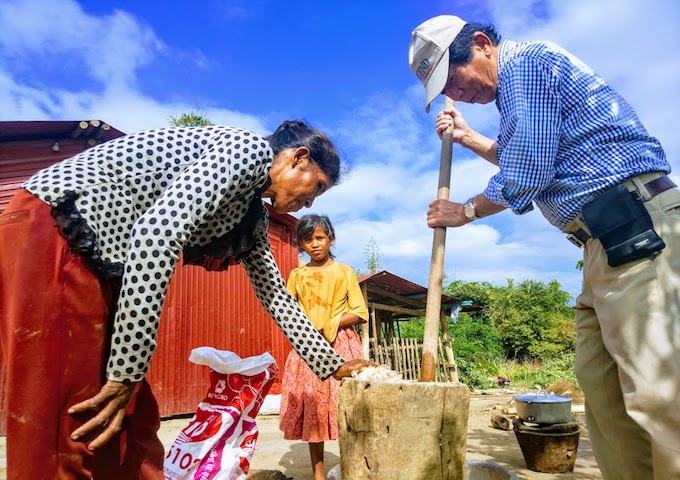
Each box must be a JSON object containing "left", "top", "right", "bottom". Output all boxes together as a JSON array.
[{"left": 2, "top": 0, "right": 679, "bottom": 299}]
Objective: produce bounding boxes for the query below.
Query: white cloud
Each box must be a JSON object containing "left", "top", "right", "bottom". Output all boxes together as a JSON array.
[
  {"left": 0, "top": 0, "right": 267, "bottom": 134},
  {"left": 0, "top": 74, "right": 267, "bottom": 134},
  {"left": 0, "top": 0, "right": 163, "bottom": 88}
]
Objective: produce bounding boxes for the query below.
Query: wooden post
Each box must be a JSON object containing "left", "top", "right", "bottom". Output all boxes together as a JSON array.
[
  {"left": 440, "top": 310, "right": 459, "bottom": 383},
  {"left": 371, "top": 305, "right": 379, "bottom": 344},
  {"left": 70, "top": 120, "right": 89, "bottom": 138},
  {"left": 421, "top": 96, "right": 455, "bottom": 382}
]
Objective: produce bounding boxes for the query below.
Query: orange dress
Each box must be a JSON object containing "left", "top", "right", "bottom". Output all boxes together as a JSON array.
[{"left": 279, "top": 262, "right": 368, "bottom": 442}]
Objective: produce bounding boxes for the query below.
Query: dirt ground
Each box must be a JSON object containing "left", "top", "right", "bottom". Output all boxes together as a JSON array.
[{"left": 0, "top": 392, "right": 602, "bottom": 479}]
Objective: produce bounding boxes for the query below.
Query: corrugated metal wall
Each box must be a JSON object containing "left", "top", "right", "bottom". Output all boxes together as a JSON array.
[
  {"left": 0, "top": 122, "right": 299, "bottom": 430},
  {"left": 0, "top": 139, "right": 86, "bottom": 211}
]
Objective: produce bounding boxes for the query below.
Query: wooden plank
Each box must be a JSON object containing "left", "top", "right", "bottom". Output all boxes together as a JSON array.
[
  {"left": 371, "top": 305, "right": 380, "bottom": 344},
  {"left": 440, "top": 311, "right": 459, "bottom": 383},
  {"left": 369, "top": 302, "right": 425, "bottom": 317}
]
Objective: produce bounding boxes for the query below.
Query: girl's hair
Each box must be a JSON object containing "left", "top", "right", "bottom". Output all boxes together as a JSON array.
[
  {"left": 294, "top": 214, "right": 336, "bottom": 259},
  {"left": 448, "top": 23, "right": 502, "bottom": 65},
  {"left": 266, "top": 119, "right": 345, "bottom": 186}
]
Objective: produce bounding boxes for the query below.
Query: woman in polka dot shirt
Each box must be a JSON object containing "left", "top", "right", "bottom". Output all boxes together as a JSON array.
[{"left": 0, "top": 119, "right": 371, "bottom": 479}]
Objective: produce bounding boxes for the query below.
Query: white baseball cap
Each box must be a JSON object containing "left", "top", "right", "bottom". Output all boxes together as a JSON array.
[{"left": 409, "top": 15, "right": 467, "bottom": 112}]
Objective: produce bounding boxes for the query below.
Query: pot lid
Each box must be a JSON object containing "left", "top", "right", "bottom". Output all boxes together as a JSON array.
[{"left": 514, "top": 388, "right": 572, "bottom": 404}]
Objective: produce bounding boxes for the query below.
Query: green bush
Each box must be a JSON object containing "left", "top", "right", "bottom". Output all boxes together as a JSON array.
[
  {"left": 495, "top": 353, "right": 578, "bottom": 390},
  {"left": 532, "top": 352, "right": 578, "bottom": 387},
  {"left": 456, "top": 356, "right": 497, "bottom": 389},
  {"left": 449, "top": 316, "right": 503, "bottom": 389},
  {"left": 399, "top": 317, "right": 424, "bottom": 339}
]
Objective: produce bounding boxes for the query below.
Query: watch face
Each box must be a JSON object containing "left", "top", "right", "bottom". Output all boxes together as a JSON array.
[{"left": 464, "top": 202, "right": 476, "bottom": 219}]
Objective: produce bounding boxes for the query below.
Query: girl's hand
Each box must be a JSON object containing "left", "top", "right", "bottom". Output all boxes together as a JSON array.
[
  {"left": 68, "top": 380, "right": 138, "bottom": 451},
  {"left": 436, "top": 106, "right": 470, "bottom": 143},
  {"left": 332, "top": 359, "right": 378, "bottom": 380}
]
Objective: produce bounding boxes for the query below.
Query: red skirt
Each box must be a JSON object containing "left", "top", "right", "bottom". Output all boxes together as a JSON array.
[
  {"left": 0, "top": 189, "right": 164, "bottom": 479},
  {"left": 279, "top": 325, "right": 363, "bottom": 442}
]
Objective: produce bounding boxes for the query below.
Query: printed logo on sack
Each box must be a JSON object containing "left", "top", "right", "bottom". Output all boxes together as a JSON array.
[
  {"left": 416, "top": 58, "right": 432, "bottom": 81},
  {"left": 215, "top": 379, "right": 227, "bottom": 393}
]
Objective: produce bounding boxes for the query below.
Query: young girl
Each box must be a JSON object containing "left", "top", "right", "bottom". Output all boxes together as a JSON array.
[{"left": 279, "top": 214, "right": 368, "bottom": 480}]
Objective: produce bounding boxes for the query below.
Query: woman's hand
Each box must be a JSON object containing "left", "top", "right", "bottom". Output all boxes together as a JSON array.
[
  {"left": 68, "top": 380, "right": 138, "bottom": 451},
  {"left": 436, "top": 106, "right": 470, "bottom": 143},
  {"left": 332, "top": 359, "right": 378, "bottom": 380}
]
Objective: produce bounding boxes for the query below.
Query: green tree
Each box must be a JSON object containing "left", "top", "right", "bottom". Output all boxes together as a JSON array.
[
  {"left": 444, "top": 280, "right": 496, "bottom": 324},
  {"left": 488, "top": 279, "right": 575, "bottom": 360},
  {"left": 168, "top": 111, "right": 214, "bottom": 127},
  {"left": 354, "top": 237, "right": 383, "bottom": 276},
  {"left": 443, "top": 278, "right": 576, "bottom": 361}
]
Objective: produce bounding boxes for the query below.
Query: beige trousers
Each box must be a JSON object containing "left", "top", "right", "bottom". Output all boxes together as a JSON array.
[{"left": 573, "top": 179, "right": 680, "bottom": 480}]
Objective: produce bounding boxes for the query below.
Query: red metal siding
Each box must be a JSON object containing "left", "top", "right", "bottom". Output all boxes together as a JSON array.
[{"left": 1, "top": 120, "right": 126, "bottom": 212}]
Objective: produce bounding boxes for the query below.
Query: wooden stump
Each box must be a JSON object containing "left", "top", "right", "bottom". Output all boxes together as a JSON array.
[{"left": 338, "top": 379, "right": 470, "bottom": 479}]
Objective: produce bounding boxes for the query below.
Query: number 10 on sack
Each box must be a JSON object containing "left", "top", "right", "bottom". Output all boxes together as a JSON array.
[{"left": 164, "top": 347, "right": 278, "bottom": 480}]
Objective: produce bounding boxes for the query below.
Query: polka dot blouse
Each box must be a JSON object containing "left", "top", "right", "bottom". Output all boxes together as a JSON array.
[{"left": 23, "top": 126, "right": 345, "bottom": 382}]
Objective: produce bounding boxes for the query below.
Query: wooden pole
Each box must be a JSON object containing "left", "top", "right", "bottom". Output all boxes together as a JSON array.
[
  {"left": 371, "top": 305, "right": 379, "bottom": 344},
  {"left": 440, "top": 310, "right": 459, "bottom": 383},
  {"left": 420, "top": 96, "right": 455, "bottom": 382}
]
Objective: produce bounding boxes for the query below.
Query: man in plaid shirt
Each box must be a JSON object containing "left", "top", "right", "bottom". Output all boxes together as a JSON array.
[{"left": 409, "top": 15, "right": 679, "bottom": 479}]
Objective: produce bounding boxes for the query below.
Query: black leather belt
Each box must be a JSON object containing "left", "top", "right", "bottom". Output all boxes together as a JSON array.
[
  {"left": 566, "top": 175, "right": 676, "bottom": 248},
  {"left": 634, "top": 174, "right": 676, "bottom": 199}
]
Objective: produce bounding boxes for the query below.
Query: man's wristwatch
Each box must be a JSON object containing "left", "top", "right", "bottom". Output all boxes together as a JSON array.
[{"left": 464, "top": 198, "right": 478, "bottom": 221}]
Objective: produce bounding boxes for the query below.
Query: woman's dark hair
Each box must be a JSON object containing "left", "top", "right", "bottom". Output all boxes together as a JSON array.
[
  {"left": 449, "top": 23, "right": 501, "bottom": 65},
  {"left": 294, "top": 214, "right": 336, "bottom": 259},
  {"left": 266, "top": 120, "right": 343, "bottom": 186}
]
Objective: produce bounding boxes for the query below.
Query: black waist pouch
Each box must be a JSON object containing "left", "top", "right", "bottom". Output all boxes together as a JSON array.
[{"left": 581, "top": 184, "right": 665, "bottom": 267}]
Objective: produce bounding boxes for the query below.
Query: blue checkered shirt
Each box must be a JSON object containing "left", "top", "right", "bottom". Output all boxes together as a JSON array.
[{"left": 483, "top": 40, "right": 669, "bottom": 229}]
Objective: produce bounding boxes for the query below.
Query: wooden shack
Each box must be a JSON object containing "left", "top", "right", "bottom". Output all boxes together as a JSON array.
[{"left": 358, "top": 270, "right": 479, "bottom": 383}]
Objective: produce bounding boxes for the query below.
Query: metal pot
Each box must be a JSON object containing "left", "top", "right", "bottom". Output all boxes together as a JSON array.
[{"left": 513, "top": 389, "right": 572, "bottom": 424}]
